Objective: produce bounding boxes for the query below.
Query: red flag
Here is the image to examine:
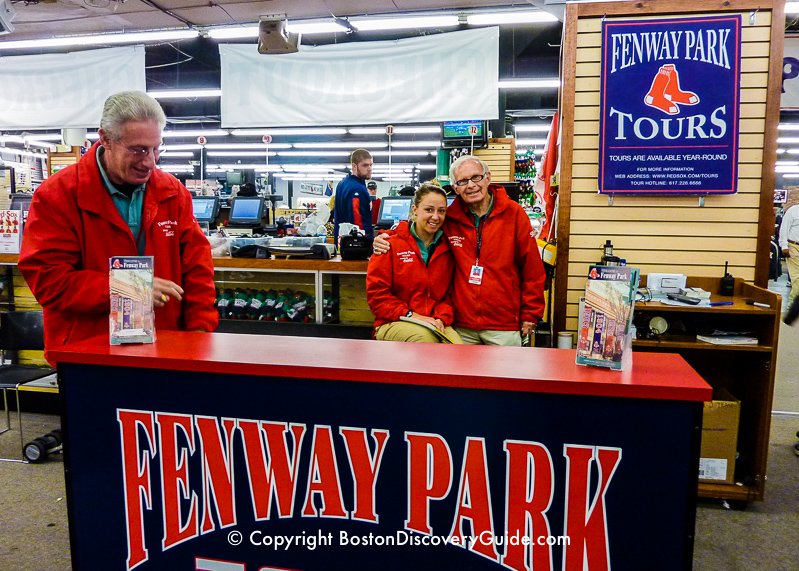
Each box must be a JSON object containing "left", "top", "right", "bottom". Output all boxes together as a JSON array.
[{"left": 533, "top": 113, "right": 559, "bottom": 241}]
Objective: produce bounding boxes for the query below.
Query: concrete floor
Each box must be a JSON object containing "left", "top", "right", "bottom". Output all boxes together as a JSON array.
[{"left": 1, "top": 281, "right": 798, "bottom": 569}]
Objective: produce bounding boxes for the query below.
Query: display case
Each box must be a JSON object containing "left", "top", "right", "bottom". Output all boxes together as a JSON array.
[{"left": 632, "top": 276, "right": 780, "bottom": 502}]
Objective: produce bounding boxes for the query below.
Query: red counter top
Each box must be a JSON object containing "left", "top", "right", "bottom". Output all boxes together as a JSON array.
[{"left": 52, "top": 331, "right": 711, "bottom": 402}]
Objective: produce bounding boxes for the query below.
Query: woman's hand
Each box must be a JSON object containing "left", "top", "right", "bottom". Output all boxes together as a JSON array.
[{"left": 412, "top": 312, "right": 444, "bottom": 332}]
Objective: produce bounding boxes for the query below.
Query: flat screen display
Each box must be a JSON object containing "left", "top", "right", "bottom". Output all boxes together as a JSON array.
[
  {"left": 377, "top": 197, "right": 412, "bottom": 225},
  {"left": 228, "top": 197, "right": 264, "bottom": 225},
  {"left": 442, "top": 119, "right": 484, "bottom": 139},
  {"left": 446, "top": 196, "right": 455, "bottom": 207},
  {"left": 226, "top": 171, "right": 243, "bottom": 186},
  {"left": 192, "top": 197, "right": 219, "bottom": 223}
]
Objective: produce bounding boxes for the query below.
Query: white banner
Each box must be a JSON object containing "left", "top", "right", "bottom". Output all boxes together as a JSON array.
[
  {"left": 784, "top": 37, "right": 799, "bottom": 108},
  {"left": 0, "top": 46, "right": 146, "bottom": 129},
  {"left": 220, "top": 28, "right": 499, "bottom": 127}
]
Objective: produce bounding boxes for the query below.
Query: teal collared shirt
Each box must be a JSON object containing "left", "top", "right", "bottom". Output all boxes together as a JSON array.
[
  {"left": 97, "top": 147, "right": 146, "bottom": 254},
  {"left": 471, "top": 192, "right": 495, "bottom": 229},
  {"left": 410, "top": 223, "right": 444, "bottom": 265}
]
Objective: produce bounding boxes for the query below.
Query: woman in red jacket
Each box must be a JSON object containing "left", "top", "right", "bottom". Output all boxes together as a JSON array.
[{"left": 366, "top": 184, "right": 462, "bottom": 343}]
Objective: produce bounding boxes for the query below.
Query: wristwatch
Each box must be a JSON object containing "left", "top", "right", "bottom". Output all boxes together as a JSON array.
[{"left": 405, "top": 310, "right": 413, "bottom": 318}]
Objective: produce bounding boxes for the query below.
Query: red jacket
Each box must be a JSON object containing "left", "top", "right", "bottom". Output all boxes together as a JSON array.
[
  {"left": 366, "top": 221, "right": 454, "bottom": 329},
  {"left": 19, "top": 143, "right": 218, "bottom": 362},
  {"left": 444, "top": 185, "right": 546, "bottom": 331}
]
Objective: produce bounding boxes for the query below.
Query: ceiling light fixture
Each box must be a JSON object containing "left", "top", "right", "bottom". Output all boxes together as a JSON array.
[
  {"left": 787, "top": 2, "right": 799, "bottom": 15},
  {"left": 162, "top": 129, "right": 229, "bottom": 138},
  {"left": 277, "top": 151, "right": 350, "bottom": 157},
  {"left": 498, "top": 79, "right": 560, "bottom": 89},
  {"left": 0, "top": 29, "right": 199, "bottom": 51},
  {"left": 390, "top": 140, "right": 441, "bottom": 148},
  {"left": 513, "top": 124, "right": 552, "bottom": 133},
  {"left": 159, "top": 151, "right": 195, "bottom": 158},
  {"left": 206, "top": 151, "right": 278, "bottom": 157},
  {"left": 149, "top": 90, "right": 223, "bottom": 100},
  {"left": 293, "top": 141, "right": 387, "bottom": 149},
  {"left": 231, "top": 128, "right": 347, "bottom": 136},
  {"left": 467, "top": 11, "right": 558, "bottom": 26},
  {"left": 204, "top": 143, "right": 292, "bottom": 150},
  {"left": 350, "top": 15, "right": 460, "bottom": 31}
]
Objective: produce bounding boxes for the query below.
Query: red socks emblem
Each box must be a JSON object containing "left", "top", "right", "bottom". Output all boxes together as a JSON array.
[{"left": 644, "top": 64, "right": 699, "bottom": 115}]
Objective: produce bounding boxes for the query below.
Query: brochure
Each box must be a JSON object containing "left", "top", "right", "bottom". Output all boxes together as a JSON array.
[
  {"left": 576, "top": 265, "right": 640, "bottom": 371},
  {"left": 109, "top": 256, "right": 155, "bottom": 345},
  {"left": 399, "top": 315, "right": 461, "bottom": 344}
]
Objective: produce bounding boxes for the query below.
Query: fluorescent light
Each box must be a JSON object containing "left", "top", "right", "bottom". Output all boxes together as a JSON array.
[
  {"left": 287, "top": 21, "right": 348, "bottom": 34},
  {"left": 159, "top": 151, "right": 195, "bottom": 158},
  {"left": 22, "top": 133, "right": 63, "bottom": 141},
  {"left": 87, "top": 133, "right": 99, "bottom": 140},
  {"left": 513, "top": 124, "right": 551, "bottom": 133},
  {"left": 277, "top": 151, "right": 350, "bottom": 157},
  {"left": 23, "top": 138, "right": 56, "bottom": 149},
  {"left": 785, "top": 149, "right": 799, "bottom": 154},
  {"left": 148, "top": 89, "right": 222, "bottom": 100},
  {"left": 351, "top": 15, "right": 459, "bottom": 31},
  {"left": 347, "top": 126, "right": 441, "bottom": 135},
  {"left": 0, "top": 29, "right": 199, "bottom": 50},
  {"left": 778, "top": 149, "right": 787, "bottom": 154},
  {"left": 208, "top": 164, "right": 283, "bottom": 171},
  {"left": 162, "top": 129, "right": 228, "bottom": 138},
  {"left": 231, "top": 128, "right": 347, "bottom": 136},
  {"left": 162, "top": 144, "right": 202, "bottom": 151},
  {"left": 282, "top": 164, "right": 347, "bottom": 171},
  {"left": 159, "top": 165, "right": 195, "bottom": 173},
  {"left": 207, "top": 26, "right": 258, "bottom": 39},
  {"left": 372, "top": 150, "right": 433, "bottom": 156},
  {"left": 0, "top": 147, "right": 47, "bottom": 159},
  {"left": 206, "top": 151, "right": 277, "bottom": 157},
  {"left": 783, "top": 173, "right": 799, "bottom": 178},
  {"left": 775, "top": 165, "right": 799, "bottom": 173},
  {"left": 391, "top": 140, "right": 440, "bottom": 148},
  {"left": 205, "top": 143, "right": 291, "bottom": 150},
  {"left": 293, "top": 141, "right": 387, "bottom": 148},
  {"left": 776, "top": 161, "right": 799, "bottom": 166},
  {"left": 516, "top": 138, "right": 548, "bottom": 146},
  {"left": 467, "top": 11, "right": 558, "bottom": 26},
  {"left": 778, "top": 124, "right": 799, "bottom": 131},
  {"left": 0, "top": 135, "right": 24, "bottom": 144},
  {"left": 417, "top": 165, "right": 437, "bottom": 170},
  {"left": 787, "top": 3, "right": 799, "bottom": 15},
  {"left": 278, "top": 174, "right": 346, "bottom": 180},
  {"left": 778, "top": 137, "right": 799, "bottom": 144},
  {"left": 499, "top": 79, "right": 560, "bottom": 89}
]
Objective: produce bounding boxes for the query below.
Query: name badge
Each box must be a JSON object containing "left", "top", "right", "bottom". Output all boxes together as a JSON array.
[{"left": 469, "top": 264, "right": 484, "bottom": 285}]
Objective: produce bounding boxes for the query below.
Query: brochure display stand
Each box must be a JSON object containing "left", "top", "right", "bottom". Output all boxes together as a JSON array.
[{"left": 53, "top": 332, "right": 709, "bottom": 570}]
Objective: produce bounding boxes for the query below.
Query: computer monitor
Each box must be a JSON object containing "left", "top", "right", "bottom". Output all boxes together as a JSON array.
[
  {"left": 228, "top": 196, "right": 265, "bottom": 225},
  {"left": 446, "top": 196, "right": 456, "bottom": 207},
  {"left": 226, "top": 171, "right": 243, "bottom": 186},
  {"left": 9, "top": 194, "right": 32, "bottom": 213},
  {"left": 192, "top": 196, "right": 219, "bottom": 223},
  {"left": 377, "top": 197, "right": 412, "bottom": 227}
]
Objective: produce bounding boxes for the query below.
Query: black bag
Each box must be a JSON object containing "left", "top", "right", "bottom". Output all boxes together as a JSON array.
[{"left": 339, "top": 231, "right": 373, "bottom": 260}]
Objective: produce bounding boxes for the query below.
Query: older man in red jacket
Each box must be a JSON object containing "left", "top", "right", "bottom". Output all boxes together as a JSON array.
[{"left": 19, "top": 91, "right": 218, "bottom": 362}]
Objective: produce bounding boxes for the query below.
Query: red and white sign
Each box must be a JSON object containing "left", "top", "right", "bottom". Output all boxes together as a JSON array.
[
  {"left": 385, "top": 125, "right": 394, "bottom": 136},
  {"left": 262, "top": 135, "right": 273, "bottom": 145},
  {"left": 196, "top": 136, "right": 207, "bottom": 146},
  {"left": 468, "top": 124, "right": 479, "bottom": 136}
]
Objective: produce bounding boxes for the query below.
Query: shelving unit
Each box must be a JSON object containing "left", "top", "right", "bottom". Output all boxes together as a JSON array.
[
  {"left": 633, "top": 276, "right": 780, "bottom": 502},
  {"left": 47, "top": 147, "right": 81, "bottom": 176}
]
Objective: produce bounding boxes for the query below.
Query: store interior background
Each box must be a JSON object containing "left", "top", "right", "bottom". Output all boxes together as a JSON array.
[{"left": 0, "top": 0, "right": 797, "bottom": 569}]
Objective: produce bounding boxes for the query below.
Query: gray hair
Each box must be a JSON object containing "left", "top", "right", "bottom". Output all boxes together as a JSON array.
[
  {"left": 449, "top": 155, "right": 490, "bottom": 183},
  {"left": 99, "top": 91, "right": 166, "bottom": 141}
]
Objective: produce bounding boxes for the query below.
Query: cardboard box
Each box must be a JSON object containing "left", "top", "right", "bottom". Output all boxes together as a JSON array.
[{"left": 699, "top": 389, "right": 740, "bottom": 484}]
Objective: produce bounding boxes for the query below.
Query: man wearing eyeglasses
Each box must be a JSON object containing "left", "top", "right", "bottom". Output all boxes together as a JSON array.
[
  {"left": 373, "top": 155, "right": 545, "bottom": 346},
  {"left": 19, "top": 90, "right": 218, "bottom": 362}
]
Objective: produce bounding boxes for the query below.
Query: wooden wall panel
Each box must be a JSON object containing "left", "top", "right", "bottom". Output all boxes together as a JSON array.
[{"left": 555, "top": 1, "right": 782, "bottom": 335}]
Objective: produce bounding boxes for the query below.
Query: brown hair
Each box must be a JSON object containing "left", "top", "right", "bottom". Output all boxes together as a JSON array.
[
  {"left": 350, "top": 148, "right": 372, "bottom": 165},
  {"left": 413, "top": 183, "right": 448, "bottom": 208}
]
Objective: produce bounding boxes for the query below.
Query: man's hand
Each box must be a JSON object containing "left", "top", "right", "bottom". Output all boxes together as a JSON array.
[
  {"left": 521, "top": 321, "right": 536, "bottom": 337},
  {"left": 153, "top": 277, "right": 184, "bottom": 308},
  {"left": 783, "top": 249, "right": 790, "bottom": 258},
  {"left": 373, "top": 233, "right": 392, "bottom": 255}
]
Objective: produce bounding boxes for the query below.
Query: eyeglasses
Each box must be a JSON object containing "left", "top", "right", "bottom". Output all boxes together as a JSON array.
[
  {"left": 123, "top": 145, "right": 161, "bottom": 161},
  {"left": 454, "top": 173, "right": 486, "bottom": 187}
]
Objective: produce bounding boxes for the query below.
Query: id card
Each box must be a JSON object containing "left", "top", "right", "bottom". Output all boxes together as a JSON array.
[{"left": 469, "top": 264, "right": 484, "bottom": 285}]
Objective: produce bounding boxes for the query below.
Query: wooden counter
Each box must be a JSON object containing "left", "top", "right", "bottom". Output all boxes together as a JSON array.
[{"left": 54, "top": 332, "right": 709, "bottom": 571}]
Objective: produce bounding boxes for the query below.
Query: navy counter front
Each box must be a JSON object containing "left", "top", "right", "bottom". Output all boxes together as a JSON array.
[{"left": 52, "top": 331, "right": 711, "bottom": 571}]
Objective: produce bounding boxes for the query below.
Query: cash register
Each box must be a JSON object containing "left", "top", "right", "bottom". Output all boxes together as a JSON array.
[
  {"left": 375, "top": 196, "right": 413, "bottom": 230},
  {"left": 226, "top": 196, "right": 265, "bottom": 236}
]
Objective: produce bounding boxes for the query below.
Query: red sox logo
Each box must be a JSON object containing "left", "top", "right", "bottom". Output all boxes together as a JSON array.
[{"left": 644, "top": 64, "right": 699, "bottom": 115}]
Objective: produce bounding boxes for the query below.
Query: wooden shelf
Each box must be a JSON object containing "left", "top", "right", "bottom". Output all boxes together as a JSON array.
[{"left": 634, "top": 276, "right": 779, "bottom": 503}]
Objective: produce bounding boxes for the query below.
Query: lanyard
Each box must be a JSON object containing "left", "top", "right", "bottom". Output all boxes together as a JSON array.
[{"left": 475, "top": 215, "right": 486, "bottom": 264}]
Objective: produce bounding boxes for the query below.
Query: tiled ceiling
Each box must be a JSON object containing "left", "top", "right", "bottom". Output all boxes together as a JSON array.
[{"left": 3, "top": 0, "right": 539, "bottom": 41}]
